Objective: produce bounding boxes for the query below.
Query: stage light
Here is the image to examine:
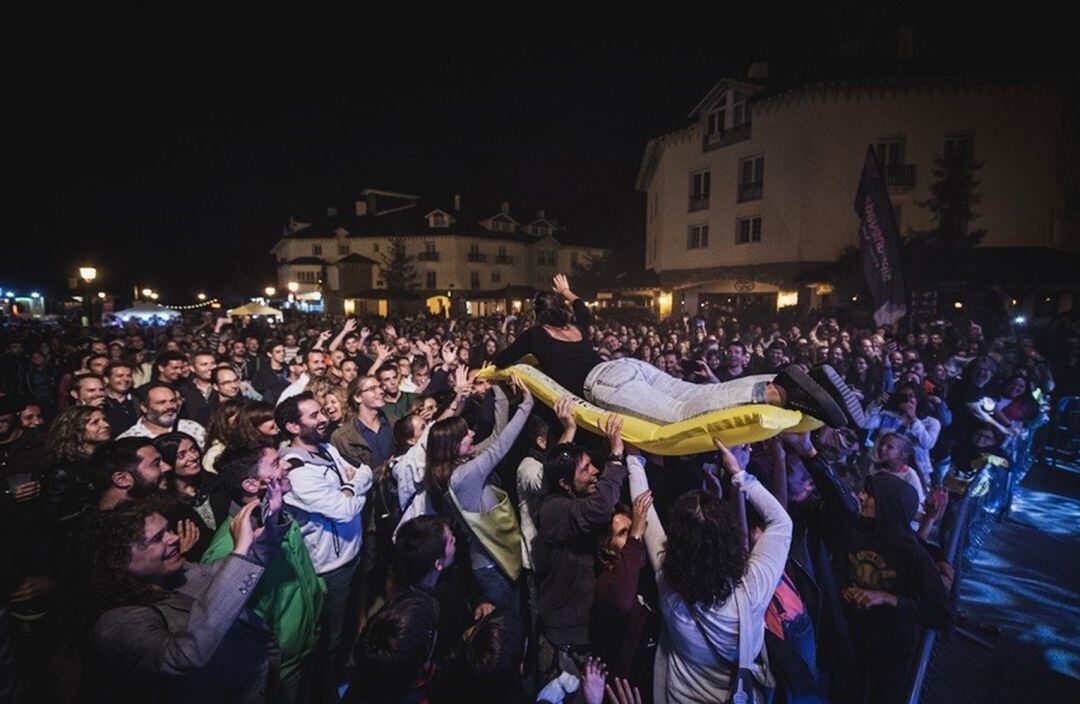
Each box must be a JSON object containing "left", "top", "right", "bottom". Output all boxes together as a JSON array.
[
  {"left": 1014, "top": 315, "right": 1026, "bottom": 325},
  {"left": 141, "top": 288, "right": 153, "bottom": 297},
  {"left": 79, "top": 267, "right": 97, "bottom": 284},
  {"left": 30, "top": 292, "right": 40, "bottom": 299},
  {"left": 265, "top": 287, "right": 276, "bottom": 297},
  {"left": 97, "top": 292, "right": 106, "bottom": 299}
]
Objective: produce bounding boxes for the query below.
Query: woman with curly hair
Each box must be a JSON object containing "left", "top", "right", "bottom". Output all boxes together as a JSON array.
[
  {"left": 200, "top": 398, "right": 246, "bottom": 473},
  {"left": 627, "top": 440, "right": 792, "bottom": 704},
  {"left": 81, "top": 484, "right": 289, "bottom": 702},
  {"left": 307, "top": 377, "right": 350, "bottom": 436},
  {"left": 154, "top": 432, "right": 229, "bottom": 561},
  {"left": 43, "top": 405, "right": 112, "bottom": 523}
]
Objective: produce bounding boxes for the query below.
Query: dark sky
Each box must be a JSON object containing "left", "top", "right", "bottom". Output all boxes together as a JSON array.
[{"left": 2, "top": 8, "right": 1066, "bottom": 304}]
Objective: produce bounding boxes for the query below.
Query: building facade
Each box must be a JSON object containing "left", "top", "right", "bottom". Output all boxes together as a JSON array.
[
  {"left": 271, "top": 189, "right": 607, "bottom": 316},
  {"left": 637, "top": 74, "right": 1078, "bottom": 317}
]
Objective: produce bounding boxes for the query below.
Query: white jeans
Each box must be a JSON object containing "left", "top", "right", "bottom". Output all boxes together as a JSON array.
[{"left": 583, "top": 358, "right": 774, "bottom": 425}]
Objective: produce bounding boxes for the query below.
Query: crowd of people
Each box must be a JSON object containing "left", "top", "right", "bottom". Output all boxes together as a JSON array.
[{"left": 0, "top": 274, "right": 1075, "bottom": 704}]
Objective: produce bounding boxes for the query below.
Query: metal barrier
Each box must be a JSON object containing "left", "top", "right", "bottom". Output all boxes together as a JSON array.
[
  {"left": 1041, "top": 396, "right": 1080, "bottom": 471},
  {"left": 902, "top": 404, "right": 1056, "bottom": 704}
]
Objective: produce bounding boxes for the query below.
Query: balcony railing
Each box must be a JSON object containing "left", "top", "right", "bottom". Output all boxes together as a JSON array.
[
  {"left": 495, "top": 254, "right": 513, "bottom": 264},
  {"left": 688, "top": 196, "right": 710, "bottom": 212},
  {"left": 885, "top": 164, "right": 917, "bottom": 188},
  {"left": 737, "top": 181, "right": 763, "bottom": 203},
  {"left": 417, "top": 251, "right": 440, "bottom": 262},
  {"left": 467, "top": 252, "right": 488, "bottom": 263},
  {"left": 703, "top": 121, "right": 751, "bottom": 151}
]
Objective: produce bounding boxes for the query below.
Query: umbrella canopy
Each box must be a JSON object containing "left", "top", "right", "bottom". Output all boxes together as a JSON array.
[
  {"left": 227, "top": 302, "right": 284, "bottom": 320},
  {"left": 113, "top": 302, "right": 180, "bottom": 321}
]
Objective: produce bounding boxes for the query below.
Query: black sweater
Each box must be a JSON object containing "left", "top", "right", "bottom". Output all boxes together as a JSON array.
[{"left": 495, "top": 299, "right": 601, "bottom": 396}]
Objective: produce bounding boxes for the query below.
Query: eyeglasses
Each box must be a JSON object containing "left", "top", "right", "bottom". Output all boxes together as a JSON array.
[{"left": 359, "top": 385, "right": 381, "bottom": 394}]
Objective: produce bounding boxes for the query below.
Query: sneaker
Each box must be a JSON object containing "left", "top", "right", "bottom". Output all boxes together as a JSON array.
[
  {"left": 810, "top": 364, "right": 866, "bottom": 428},
  {"left": 772, "top": 365, "right": 848, "bottom": 428}
]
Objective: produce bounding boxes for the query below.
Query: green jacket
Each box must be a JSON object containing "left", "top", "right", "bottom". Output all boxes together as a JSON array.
[{"left": 202, "top": 509, "right": 326, "bottom": 679}]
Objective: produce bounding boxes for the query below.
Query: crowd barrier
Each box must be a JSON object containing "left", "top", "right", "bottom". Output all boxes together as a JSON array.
[{"left": 902, "top": 399, "right": 1074, "bottom": 703}]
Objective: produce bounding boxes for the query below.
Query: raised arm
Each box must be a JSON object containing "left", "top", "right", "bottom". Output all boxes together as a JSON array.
[
  {"left": 328, "top": 319, "right": 357, "bottom": 353},
  {"left": 627, "top": 454, "right": 666, "bottom": 578},
  {"left": 451, "top": 385, "right": 534, "bottom": 510}
]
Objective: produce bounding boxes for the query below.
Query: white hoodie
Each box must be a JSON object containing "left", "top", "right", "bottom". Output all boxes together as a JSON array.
[{"left": 281, "top": 443, "right": 372, "bottom": 574}]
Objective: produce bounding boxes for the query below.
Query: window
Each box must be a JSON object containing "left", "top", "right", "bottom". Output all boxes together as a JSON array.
[
  {"left": 426, "top": 271, "right": 436, "bottom": 288},
  {"left": 491, "top": 271, "right": 501, "bottom": 283},
  {"left": 733, "top": 92, "right": 749, "bottom": 127},
  {"left": 944, "top": 134, "right": 974, "bottom": 168},
  {"left": 736, "top": 216, "right": 762, "bottom": 244},
  {"left": 419, "top": 241, "right": 439, "bottom": 261},
  {"left": 534, "top": 223, "right": 551, "bottom": 237},
  {"left": 876, "top": 138, "right": 905, "bottom": 166},
  {"left": 312, "top": 244, "right": 323, "bottom": 256},
  {"left": 373, "top": 243, "right": 380, "bottom": 252},
  {"left": 570, "top": 252, "right": 579, "bottom": 267},
  {"left": 337, "top": 244, "right": 349, "bottom": 255},
  {"left": 738, "top": 156, "right": 764, "bottom": 202},
  {"left": 707, "top": 107, "right": 726, "bottom": 136},
  {"left": 877, "top": 137, "right": 916, "bottom": 187},
  {"left": 470, "top": 272, "right": 480, "bottom": 288},
  {"left": 689, "top": 170, "right": 710, "bottom": 211},
  {"left": 687, "top": 224, "right": 709, "bottom": 249},
  {"left": 545, "top": 251, "right": 556, "bottom": 266},
  {"left": 297, "top": 270, "right": 319, "bottom": 284},
  {"left": 492, "top": 217, "right": 513, "bottom": 233},
  {"left": 467, "top": 244, "right": 486, "bottom": 262},
  {"left": 432, "top": 213, "right": 447, "bottom": 228}
]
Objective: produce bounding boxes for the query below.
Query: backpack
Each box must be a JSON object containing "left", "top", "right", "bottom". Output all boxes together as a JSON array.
[{"left": 372, "top": 459, "right": 403, "bottom": 560}]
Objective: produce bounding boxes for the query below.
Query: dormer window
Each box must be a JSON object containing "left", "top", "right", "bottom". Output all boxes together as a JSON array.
[
  {"left": 533, "top": 223, "right": 551, "bottom": 237},
  {"left": 491, "top": 216, "right": 513, "bottom": 233},
  {"left": 707, "top": 107, "right": 726, "bottom": 137},
  {"left": 432, "top": 214, "right": 447, "bottom": 228}
]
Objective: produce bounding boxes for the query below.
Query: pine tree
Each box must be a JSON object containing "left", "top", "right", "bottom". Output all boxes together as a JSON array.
[{"left": 380, "top": 238, "right": 418, "bottom": 293}]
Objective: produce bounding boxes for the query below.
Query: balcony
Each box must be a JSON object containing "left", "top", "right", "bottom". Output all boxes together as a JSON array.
[
  {"left": 703, "top": 121, "right": 751, "bottom": 151},
  {"left": 417, "top": 251, "right": 440, "bottom": 262},
  {"left": 494, "top": 254, "right": 514, "bottom": 264},
  {"left": 737, "top": 181, "right": 763, "bottom": 203},
  {"left": 467, "top": 252, "right": 488, "bottom": 263},
  {"left": 885, "top": 164, "right": 917, "bottom": 188},
  {"left": 688, "top": 195, "right": 710, "bottom": 212}
]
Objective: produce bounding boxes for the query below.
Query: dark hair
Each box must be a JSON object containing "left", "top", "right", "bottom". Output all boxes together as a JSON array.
[
  {"left": 211, "top": 364, "right": 237, "bottom": 386},
  {"left": 89, "top": 437, "right": 155, "bottom": 492},
  {"left": 542, "top": 443, "right": 587, "bottom": 494},
  {"left": 395, "top": 515, "right": 450, "bottom": 585},
  {"left": 661, "top": 489, "right": 748, "bottom": 607},
  {"left": 104, "top": 360, "right": 133, "bottom": 378},
  {"left": 304, "top": 347, "right": 324, "bottom": 363},
  {"left": 533, "top": 291, "right": 571, "bottom": 327},
  {"left": 393, "top": 414, "right": 424, "bottom": 456},
  {"left": 152, "top": 431, "right": 202, "bottom": 465},
  {"left": 216, "top": 443, "right": 273, "bottom": 501},
  {"left": 235, "top": 401, "right": 277, "bottom": 445},
  {"left": 153, "top": 350, "right": 187, "bottom": 371},
  {"left": 458, "top": 609, "right": 527, "bottom": 697},
  {"left": 87, "top": 353, "right": 110, "bottom": 367},
  {"left": 352, "top": 596, "right": 438, "bottom": 703},
  {"left": 598, "top": 502, "right": 633, "bottom": 569},
  {"left": 82, "top": 501, "right": 169, "bottom": 621},
  {"left": 136, "top": 381, "right": 176, "bottom": 406},
  {"left": 424, "top": 417, "right": 469, "bottom": 497},
  {"left": 262, "top": 339, "right": 284, "bottom": 355},
  {"left": 275, "top": 391, "right": 315, "bottom": 436},
  {"left": 71, "top": 372, "right": 105, "bottom": 394},
  {"left": 191, "top": 349, "right": 216, "bottom": 362},
  {"left": 886, "top": 381, "right": 931, "bottom": 418},
  {"left": 206, "top": 398, "right": 247, "bottom": 448},
  {"left": 525, "top": 414, "right": 550, "bottom": 449}
]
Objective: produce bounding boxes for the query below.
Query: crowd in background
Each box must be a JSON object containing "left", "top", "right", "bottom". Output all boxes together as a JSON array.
[{"left": 0, "top": 281, "right": 1076, "bottom": 704}]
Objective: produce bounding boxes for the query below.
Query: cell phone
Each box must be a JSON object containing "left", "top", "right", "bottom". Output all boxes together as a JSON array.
[{"left": 251, "top": 493, "right": 271, "bottom": 529}]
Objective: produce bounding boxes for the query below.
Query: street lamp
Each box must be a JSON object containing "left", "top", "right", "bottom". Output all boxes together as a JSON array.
[
  {"left": 150, "top": 292, "right": 159, "bottom": 300},
  {"left": 197, "top": 293, "right": 207, "bottom": 301},
  {"left": 78, "top": 266, "right": 97, "bottom": 327},
  {"left": 265, "top": 286, "right": 276, "bottom": 297},
  {"left": 97, "top": 292, "right": 106, "bottom": 300},
  {"left": 79, "top": 267, "right": 97, "bottom": 284},
  {"left": 287, "top": 281, "right": 299, "bottom": 293},
  {"left": 141, "top": 288, "right": 153, "bottom": 298}
]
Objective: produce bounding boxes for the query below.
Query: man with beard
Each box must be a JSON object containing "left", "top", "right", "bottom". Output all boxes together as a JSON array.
[
  {"left": 89, "top": 437, "right": 169, "bottom": 511},
  {"left": 118, "top": 383, "right": 206, "bottom": 449},
  {"left": 277, "top": 348, "right": 328, "bottom": 406},
  {"left": 276, "top": 392, "right": 372, "bottom": 699},
  {"left": 133, "top": 350, "right": 187, "bottom": 397},
  {"left": 203, "top": 443, "right": 323, "bottom": 702},
  {"left": 103, "top": 361, "right": 139, "bottom": 435},
  {"left": 69, "top": 372, "right": 107, "bottom": 408}
]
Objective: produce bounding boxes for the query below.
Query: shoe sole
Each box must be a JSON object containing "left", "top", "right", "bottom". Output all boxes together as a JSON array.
[
  {"left": 812, "top": 364, "right": 866, "bottom": 428},
  {"left": 782, "top": 365, "right": 847, "bottom": 428}
]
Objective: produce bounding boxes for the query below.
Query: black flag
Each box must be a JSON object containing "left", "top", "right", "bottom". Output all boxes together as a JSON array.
[{"left": 855, "top": 146, "right": 906, "bottom": 326}]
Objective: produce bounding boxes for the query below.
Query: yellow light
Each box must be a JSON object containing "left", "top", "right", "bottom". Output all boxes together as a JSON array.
[
  {"left": 287, "top": 281, "right": 299, "bottom": 293},
  {"left": 264, "top": 287, "right": 276, "bottom": 297},
  {"left": 852, "top": 296, "right": 858, "bottom": 302},
  {"left": 197, "top": 293, "right": 207, "bottom": 301},
  {"left": 96, "top": 292, "right": 106, "bottom": 299},
  {"left": 150, "top": 292, "right": 159, "bottom": 300},
  {"left": 953, "top": 301, "right": 963, "bottom": 309},
  {"left": 814, "top": 284, "right": 834, "bottom": 296},
  {"left": 79, "top": 267, "right": 97, "bottom": 283},
  {"left": 141, "top": 288, "right": 153, "bottom": 297},
  {"left": 657, "top": 291, "right": 674, "bottom": 317},
  {"left": 777, "top": 291, "right": 799, "bottom": 309}
]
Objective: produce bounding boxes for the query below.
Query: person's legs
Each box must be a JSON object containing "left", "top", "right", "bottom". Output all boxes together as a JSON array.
[
  {"left": 472, "top": 565, "right": 520, "bottom": 612},
  {"left": 584, "top": 358, "right": 772, "bottom": 424},
  {"left": 314, "top": 556, "right": 360, "bottom": 701}
]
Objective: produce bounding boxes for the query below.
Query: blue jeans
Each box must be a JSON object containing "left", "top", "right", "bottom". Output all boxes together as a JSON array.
[
  {"left": 473, "top": 564, "right": 520, "bottom": 613},
  {"left": 584, "top": 358, "right": 772, "bottom": 424},
  {"left": 783, "top": 611, "right": 825, "bottom": 704},
  {"left": 315, "top": 554, "right": 360, "bottom": 701}
]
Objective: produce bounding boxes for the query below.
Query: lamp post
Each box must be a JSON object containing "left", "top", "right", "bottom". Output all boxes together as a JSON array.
[
  {"left": 265, "top": 286, "right": 276, "bottom": 298},
  {"left": 79, "top": 266, "right": 97, "bottom": 328}
]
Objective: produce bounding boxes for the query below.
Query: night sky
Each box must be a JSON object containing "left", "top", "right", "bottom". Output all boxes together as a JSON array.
[{"left": 2, "top": 10, "right": 1064, "bottom": 304}]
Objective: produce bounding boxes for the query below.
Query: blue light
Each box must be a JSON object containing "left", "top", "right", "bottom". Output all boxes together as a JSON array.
[
  {"left": 1014, "top": 315, "right": 1027, "bottom": 325},
  {"left": 30, "top": 292, "right": 40, "bottom": 299}
]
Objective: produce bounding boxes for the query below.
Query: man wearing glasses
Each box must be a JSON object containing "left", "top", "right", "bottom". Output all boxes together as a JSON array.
[{"left": 331, "top": 375, "right": 393, "bottom": 471}]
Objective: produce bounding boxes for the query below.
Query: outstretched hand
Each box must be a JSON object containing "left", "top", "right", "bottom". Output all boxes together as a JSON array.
[
  {"left": 602, "top": 413, "right": 625, "bottom": 458},
  {"left": 712, "top": 438, "right": 745, "bottom": 476}
]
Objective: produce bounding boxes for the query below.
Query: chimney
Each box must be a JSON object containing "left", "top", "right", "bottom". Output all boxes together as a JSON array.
[
  {"left": 366, "top": 192, "right": 377, "bottom": 215},
  {"left": 355, "top": 200, "right": 367, "bottom": 216},
  {"left": 536, "top": 209, "right": 545, "bottom": 220},
  {"left": 327, "top": 206, "right": 338, "bottom": 218},
  {"left": 500, "top": 201, "right": 510, "bottom": 215},
  {"left": 453, "top": 194, "right": 461, "bottom": 211}
]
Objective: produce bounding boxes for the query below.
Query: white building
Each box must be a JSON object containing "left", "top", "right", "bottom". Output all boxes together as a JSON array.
[
  {"left": 636, "top": 72, "right": 1079, "bottom": 317},
  {"left": 271, "top": 189, "right": 606, "bottom": 316}
]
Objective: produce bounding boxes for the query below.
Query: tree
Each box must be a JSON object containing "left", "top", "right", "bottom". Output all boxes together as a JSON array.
[
  {"left": 903, "top": 147, "right": 986, "bottom": 283},
  {"left": 380, "top": 238, "right": 418, "bottom": 293},
  {"left": 570, "top": 251, "right": 630, "bottom": 298}
]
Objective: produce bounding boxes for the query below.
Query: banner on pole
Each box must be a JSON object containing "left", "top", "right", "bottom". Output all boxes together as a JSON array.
[{"left": 855, "top": 146, "right": 906, "bottom": 326}]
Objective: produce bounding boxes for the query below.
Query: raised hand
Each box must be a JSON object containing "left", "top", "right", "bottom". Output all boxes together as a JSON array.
[
  {"left": 230, "top": 501, "right": 264, "bottom": 556},
  {"left": 630, "top": 490, "right": 652, "bottom": 540},
  {"left": 554, "top": 396, "right": 577, "bottom": 433},
  {"left": 581, "top": 657, "right": 608, "bottom": 704},
  {"left": 712, "top": 438, "right": 745, "bottom": 476},
  {"left": 552, "top": 273, "right": 572, "bottom": 297},
  {"left": 605, "top": 677, "right": 643, "bottom": 704},
  {"left": 176, "top": 519, "right": 200, "bottom": 555},
  {"left": 602, "top": 413, "right": 625, "bottom": 458}
]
